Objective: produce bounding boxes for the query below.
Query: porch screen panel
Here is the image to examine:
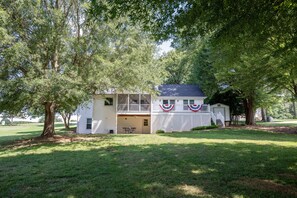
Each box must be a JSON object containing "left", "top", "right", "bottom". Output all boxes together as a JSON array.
[
  {"left": 118, "top": 94, "right": 128, "bottom": 111},
  {"left": 129, "top": 94, "right": 139, "bottom": 111},
  {"left": 141, "top": 94, "right": 151, "bottom": 111}
]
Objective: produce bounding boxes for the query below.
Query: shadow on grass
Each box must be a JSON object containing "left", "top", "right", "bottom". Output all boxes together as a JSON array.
[
  {"left": 0, "top": 126, "right": 76, "bottom": 146},
  {"left": 160, "top": 129, "right": 297, "bottom": 142},
  {"left": 0, "top": 130, "right": 43, "bottom": 145},
  {"left": 1, "top": 141, "right": 297, "bottom": 197},
  {"left": 0, "top": 134, "right": 115, "bottom": 154}
]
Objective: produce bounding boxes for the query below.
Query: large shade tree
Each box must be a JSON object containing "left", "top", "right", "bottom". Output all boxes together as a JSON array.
[
  {"left": 0, "top": 0, "right": 162, "bottom": 137},
  {"left": 91, "top": 0, "right": 296, "bottom": 125},
  {"left": 160, "top": 50, "right": 190, "bottom": 84}
]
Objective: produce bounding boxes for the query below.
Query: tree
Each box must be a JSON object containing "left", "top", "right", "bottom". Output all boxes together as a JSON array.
[
  {"left": 91, "top": 0, "right": 297, "bottom": 124},
  {"left": 0, "top": 0, "right": 162, "bottom": 137},
  {"left": 184, "top": 39, "right": 218, "bottom": 98},
  {"left": 57, "top": 104, "right": 77, "bottom": 130},
  {"left": 160, "top": 50, "right": 190, "bottom": 84}
]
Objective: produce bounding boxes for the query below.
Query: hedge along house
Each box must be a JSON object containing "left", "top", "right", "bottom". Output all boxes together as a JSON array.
[{"left": 76, "top": 84, "right": 211, "bottom": 134}]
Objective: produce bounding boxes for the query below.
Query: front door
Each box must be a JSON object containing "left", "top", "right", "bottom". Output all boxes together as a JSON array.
[
  {"left": 213, "top": 107, "right": 225, "bottom": 119},
  {"left": 142, "top": 118, "right": 150, "bottom": 133}
]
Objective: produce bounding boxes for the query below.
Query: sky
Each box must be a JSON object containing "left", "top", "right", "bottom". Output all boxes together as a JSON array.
[{"left": 158, "top": 40, "right": 174, "bottom": 54}]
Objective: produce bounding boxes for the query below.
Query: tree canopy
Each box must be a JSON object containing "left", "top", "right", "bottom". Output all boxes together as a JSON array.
[
  {"left": 0, "top": 0, "right": 163, "bottom": 137},
  {"left": 91, "top": 0, "right": 296, "bottom": 124}
]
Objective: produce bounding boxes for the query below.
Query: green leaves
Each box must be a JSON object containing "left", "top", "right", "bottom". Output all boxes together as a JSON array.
[{"left": 0, "top": 1, "right": 163, "bottom": 123}]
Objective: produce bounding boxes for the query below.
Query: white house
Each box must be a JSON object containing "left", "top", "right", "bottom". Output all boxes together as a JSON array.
[{"left": 77, "top": 84, "right": 212, "bottom": 134}]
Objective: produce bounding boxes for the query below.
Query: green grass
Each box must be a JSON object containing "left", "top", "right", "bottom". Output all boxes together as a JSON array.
[
  {"left": 235, "top": 119, "right": 297, "bottom": 127},
  {"left": 0, "top": 123, "right": 75, "bottom": 144},
  {"left": 256, "top": 119, "right": 297, "bottom": 127},
  {"left": 0, "top": 125, "right": 297, "bottom": 197}
]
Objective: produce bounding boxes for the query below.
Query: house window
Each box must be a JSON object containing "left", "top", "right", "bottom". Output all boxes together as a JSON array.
[
  {"left": 86, "top": 118, "right": 92, "bottom": 129},
  {"left": 162, "top": 99, "right": 175, "bottom": 111},
  {"left": 163, "top": 100, "right": 175, "bottom": 105},
  {"left": 183, "top": 100, "right": 195, "bottom": 110},
  {"left": 143, "top": 119, "right": 148, "bottom": 126},
  {"left": 104, "top": 98, "right": 113, "bottom": 106}
]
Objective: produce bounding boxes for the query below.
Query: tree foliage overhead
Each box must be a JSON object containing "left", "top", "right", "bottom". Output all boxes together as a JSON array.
[
  {"left": 91, "top": 0, "right": 296, "bottom": 125},
  {"left": 92, "top": 0, "right": 296, "bottom": 42},
  {"left": 159, "top": 38, "right": 218, "bottom": 98},
  {"left": 0, "top": 0, "right": 162, "bottom": 137},
  {"left": 160, "top": 50, "right": 190, "bottom": 84}
]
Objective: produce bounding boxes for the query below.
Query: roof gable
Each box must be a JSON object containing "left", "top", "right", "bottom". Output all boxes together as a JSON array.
[{"left": 157, "top": 84, "right": 206, "bottom": 97}]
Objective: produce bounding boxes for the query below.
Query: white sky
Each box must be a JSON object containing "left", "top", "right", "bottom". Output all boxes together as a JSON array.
[{"left": 158, "top": 40, "right": 174, "bottom": 54}]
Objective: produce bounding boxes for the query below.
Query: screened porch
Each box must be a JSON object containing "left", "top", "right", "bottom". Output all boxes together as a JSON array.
[{"left": 117, "top": 94, "right": 151, "bottom": 113}]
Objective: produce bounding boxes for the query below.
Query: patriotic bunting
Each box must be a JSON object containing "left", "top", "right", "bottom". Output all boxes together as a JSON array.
[
  {"left": 159, "top": 104, "right": 174, "bottom": 112},
  {"left": 188, "top": 104, "right": 202, "bottom": 112}
]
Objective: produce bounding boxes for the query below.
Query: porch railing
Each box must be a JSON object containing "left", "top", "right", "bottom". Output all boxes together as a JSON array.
[
  {"left": 117, "top": 104, "right": 210, "bottom": 113},
  {"left": 117, "top": 104, "right": 150, "bottom": 113}
]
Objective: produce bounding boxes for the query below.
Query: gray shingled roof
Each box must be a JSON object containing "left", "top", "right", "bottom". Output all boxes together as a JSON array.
[{"left": 157, "top": 84, "right": 206, "bottom": 97}]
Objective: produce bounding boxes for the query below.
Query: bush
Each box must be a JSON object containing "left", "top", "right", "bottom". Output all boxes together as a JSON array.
[
  {"left": 191, "top": 125, "right": 218, "bottom": 131},
  {"left": 156, "top": 129, "right": 165, "bottom": 134}
]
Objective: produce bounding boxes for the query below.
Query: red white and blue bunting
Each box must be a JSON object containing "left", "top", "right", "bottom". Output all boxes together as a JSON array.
[
  {"left": 159, "top": 104, "right": 175, "bottom": 112},
  {"left": 188, "top": 104, "right": 202, "bottom": 112}
]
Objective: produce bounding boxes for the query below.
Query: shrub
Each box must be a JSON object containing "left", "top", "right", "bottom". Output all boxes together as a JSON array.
[
  {"left": 191, "top": 125, "right": 218, "bottom": 131},
  {"left": 156, "top": 129, "right": 165, "bottom": 133}
]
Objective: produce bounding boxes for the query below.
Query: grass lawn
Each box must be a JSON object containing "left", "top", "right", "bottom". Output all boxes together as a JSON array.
[
  {"left": 0, "top": 125, "right": 297, "bottom": 197},
  {"left": 256, "top": 119, "right": 297, "bottom": 127}
]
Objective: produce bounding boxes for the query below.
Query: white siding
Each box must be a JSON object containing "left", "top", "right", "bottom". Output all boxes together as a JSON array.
[
  {"left": 151, "top": 113, "right": 211, "bottom": 132},
  {"left": 76, "top": 101, "right": 93, "bottom": 134},
  {"left": 78, "top": 94, "right": 211, "bottom": 134},
  {"left": 92, "top": 95, "right": 117, "bottom": 134}
]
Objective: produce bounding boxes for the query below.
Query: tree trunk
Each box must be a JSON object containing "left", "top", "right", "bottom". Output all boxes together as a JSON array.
[
  {"left": 243, "top": 97, "right": 255, "bottom": 125},
  {"left": 67, "top": 114, "right": 71, "bottom": 129},
  {"left": 292, "top": 100, "right": 297, "bottom": 119},
  {"left": 261, "top": 108, "right": 267, "bottom": 122},
  {"left": 61, "top": 112, "right": 71, "bottom": 129},
  {"left": 42, "top": 102, "right": 56, "bottom": 138}
]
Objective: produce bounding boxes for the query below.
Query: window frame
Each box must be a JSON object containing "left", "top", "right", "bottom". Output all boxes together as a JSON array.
[
  {"left": 163, "top": 99, "right": 175, "bottom": 105},
  {"left": 104, "top": 97, "right": 113, "bottom": 106},
  {"left": 143, "top": 119, "right": 149, "bottom": 126},
  {"left": 86, "top": 118, "right": 92, "bottom": 129},
  {"left": 183, "top": 99, "right": 195, "bottom": 110}
]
